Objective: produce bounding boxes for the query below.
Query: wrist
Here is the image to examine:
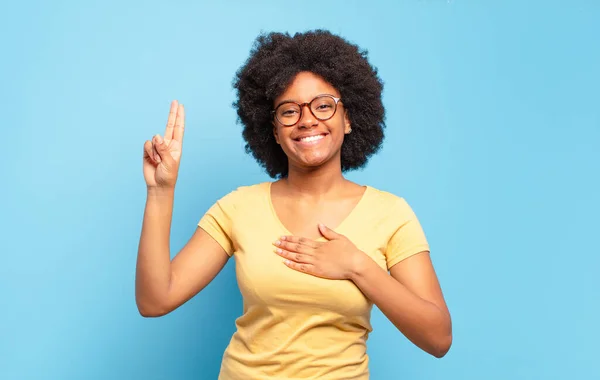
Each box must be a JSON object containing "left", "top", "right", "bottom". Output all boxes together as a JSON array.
[
  {"left": 348, "top": 249, "right": 370, "bottom": 281},
  {"left": 147, "top": 186, "right": 175, "bottom": 198}
]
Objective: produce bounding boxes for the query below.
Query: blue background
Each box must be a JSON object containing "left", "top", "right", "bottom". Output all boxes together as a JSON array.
[{"left": 2, "top": 0, "right": 599, "bottom": 379}]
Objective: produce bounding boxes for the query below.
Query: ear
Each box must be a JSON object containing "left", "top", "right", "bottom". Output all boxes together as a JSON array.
[
  {"left": 344, "top": 110, "right": 352, "bottom": 134},
  {"left": 272, "top": 122, "right": 281, "bottom": 144}
]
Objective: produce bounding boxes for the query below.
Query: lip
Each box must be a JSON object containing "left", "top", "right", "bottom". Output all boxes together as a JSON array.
[
  {"left": 292, "top": 133, "right": 329, "bottom": 147},
  {"left": 293, "top": 132, "right": 329, "bottom": 141}
]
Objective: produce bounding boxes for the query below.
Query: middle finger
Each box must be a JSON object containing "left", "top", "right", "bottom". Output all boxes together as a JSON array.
[
  {"left": 274, "top": 240, "right": 312, "bottom": 254},
  {"left": 164, "top": 100, "right": 178, "bottom": 141}
]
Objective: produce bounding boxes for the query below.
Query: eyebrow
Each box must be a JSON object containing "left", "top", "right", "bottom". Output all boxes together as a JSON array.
[
  {"left": 274, "top": 99, "right": 296, "bottom": 109},
  {"left": 273, "top": 94, "right": 337, "bottom": 109}
]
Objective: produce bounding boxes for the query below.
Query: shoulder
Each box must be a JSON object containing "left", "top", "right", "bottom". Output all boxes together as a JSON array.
[
  {"left": 366, "top": 187, "right": 430, "bottom": 266},
  {"left": 362, "top": 186, "right": 424, "bottom": 229},
  {"left": 213, "top": 182, "right": 269, "bottom": 207},
  {"left": 366, "top": 186, "right": 413, "bottom": 213}
]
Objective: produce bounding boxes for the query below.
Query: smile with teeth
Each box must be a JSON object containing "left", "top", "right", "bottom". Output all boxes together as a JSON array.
[{"left": 295, "top": 134, "right": 327, "bottom": 144}]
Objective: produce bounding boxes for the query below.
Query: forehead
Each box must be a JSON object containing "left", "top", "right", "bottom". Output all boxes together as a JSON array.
[{"left": 275, "top": 71, "right": 340, "bottom": 104}]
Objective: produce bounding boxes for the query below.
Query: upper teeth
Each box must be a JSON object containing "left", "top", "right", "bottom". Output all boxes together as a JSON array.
[{"left": 299, "top": 135, "right": 324, "bottom": 142}]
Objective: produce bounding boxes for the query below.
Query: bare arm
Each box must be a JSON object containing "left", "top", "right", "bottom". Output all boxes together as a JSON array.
[
  {"left": 135, "top": 100, "right": 229, "bottom": 317},
  {"left": 350, "top": 251, "right": 452, "bottom": 357},
  {"left": 135, "top": 187, "right": 229, "bottom": 317},
  {"left": 273, "top": 224, "right": 452, "bottom": 357}
]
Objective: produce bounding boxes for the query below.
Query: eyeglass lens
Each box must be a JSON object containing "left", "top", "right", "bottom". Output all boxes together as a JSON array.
[{"left": 275, "top": 96, "right": 337, "bottom": 126}]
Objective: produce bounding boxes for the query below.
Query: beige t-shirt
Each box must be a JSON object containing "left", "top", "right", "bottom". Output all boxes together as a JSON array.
[{"left": 198, "top": 182, "right": 430, "bottom": 380}]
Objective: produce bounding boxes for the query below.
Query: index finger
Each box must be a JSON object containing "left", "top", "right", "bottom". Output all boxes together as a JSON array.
[
  {"left": 173, "top": 103, "right": 185, "bottom": 142},
  {"left": 164, "top": 100, "right": 179, "bottom": 141},
  {"left": 278, "top": 236, "right": 319, "bottom": 248}
]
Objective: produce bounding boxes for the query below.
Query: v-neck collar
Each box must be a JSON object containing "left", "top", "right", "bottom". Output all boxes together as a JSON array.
[{"left": 265, "top": 181, "right": 371, "bottom": 241}]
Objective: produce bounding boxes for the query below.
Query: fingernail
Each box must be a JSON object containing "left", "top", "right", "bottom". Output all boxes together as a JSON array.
[
  {"left": 274, "top": 240, "right": 280, "bottom": 246},
  {"left": 156, "top": 135, "right": 163, "bottom": 144}
]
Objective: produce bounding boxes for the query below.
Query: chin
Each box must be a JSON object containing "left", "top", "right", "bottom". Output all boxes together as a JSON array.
[
  {"left": 281, "top": 136, "right": 342, "bottom": 170},
  {"left": 291, "top": 152, "right": 338, "bottom": 170}
]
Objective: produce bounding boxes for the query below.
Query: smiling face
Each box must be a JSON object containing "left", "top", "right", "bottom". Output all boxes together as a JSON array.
[{"left": 272, "top": 71, "right": 351, "bottom": 174}]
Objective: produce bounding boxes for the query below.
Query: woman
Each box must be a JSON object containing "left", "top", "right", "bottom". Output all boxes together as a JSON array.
[{"left": 136, "top": 30, "right": 452, "bottom": 379}]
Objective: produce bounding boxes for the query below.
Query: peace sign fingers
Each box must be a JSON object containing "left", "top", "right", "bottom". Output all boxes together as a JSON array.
[
  {"left": 173, "top": 103, "right": 185, "bottom": 144},
  {"left": 164, "top": 100, "right": 179, "bottom": 143}
]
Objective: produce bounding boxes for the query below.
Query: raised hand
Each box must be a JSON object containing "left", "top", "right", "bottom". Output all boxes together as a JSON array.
[{"left": 143, "top": 100, "right": 185, "bottom": 189}]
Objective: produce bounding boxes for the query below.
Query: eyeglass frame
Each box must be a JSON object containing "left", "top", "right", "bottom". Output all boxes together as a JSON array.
[{"left": 271, "top": 94, "right": 343, "bottom": 126}]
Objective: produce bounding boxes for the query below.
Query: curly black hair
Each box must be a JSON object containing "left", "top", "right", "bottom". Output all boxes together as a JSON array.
[{"left": 232, "top": 30, "right": 385, "bottom": 179}]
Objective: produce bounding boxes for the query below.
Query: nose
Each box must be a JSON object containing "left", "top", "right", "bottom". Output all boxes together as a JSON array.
[{"left": 297, "top": 103, "right": 318, "bottom": 128}]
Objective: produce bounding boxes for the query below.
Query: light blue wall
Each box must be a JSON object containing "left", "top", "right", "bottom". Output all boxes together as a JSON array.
[{"left": 1, "top": 1, "right": 598, "bottom": 379}]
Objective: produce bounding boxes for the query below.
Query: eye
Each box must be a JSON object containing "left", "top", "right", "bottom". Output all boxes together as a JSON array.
[
  {"left": 277, "top": 103, "right": 300, "bottom": 118},
  {"left": 312, "top": 99, "right": 334, "bottom": 112}
]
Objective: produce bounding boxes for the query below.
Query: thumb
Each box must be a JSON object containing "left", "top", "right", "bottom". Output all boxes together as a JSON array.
[
  {"left": 154, "top": 135, "right": 174, "bottom": 167},
  {"left": 318, "top": 224, "right": 340, "bottom": 240}
]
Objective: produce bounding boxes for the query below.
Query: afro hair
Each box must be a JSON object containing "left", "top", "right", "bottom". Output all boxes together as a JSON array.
[{"left": 233, "top": 29, "right": 385, "bottom": 178}]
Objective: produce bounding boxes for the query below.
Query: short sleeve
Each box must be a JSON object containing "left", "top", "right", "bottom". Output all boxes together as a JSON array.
[
  {"left": 198, "top": 191, "right": 237, "bottom": 256},
  {"left": 385, "top": 198, "right": 430, "bottom": 269}
]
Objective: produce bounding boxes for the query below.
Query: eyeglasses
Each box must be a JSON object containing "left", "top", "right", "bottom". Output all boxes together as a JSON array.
[{"left": 272, "top": 94, "right": 342, "bottom": 126}]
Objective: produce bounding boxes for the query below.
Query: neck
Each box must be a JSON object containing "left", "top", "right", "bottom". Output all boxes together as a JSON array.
[{"left": 282, "top": 159, "right": 347, "bottom": 197}]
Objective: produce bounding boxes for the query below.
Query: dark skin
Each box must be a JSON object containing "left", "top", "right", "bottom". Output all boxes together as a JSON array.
[
  {"left": 270, "top": 71, "right": 361, "bottom": 242},
  {"left": 135, "top": 71, "right": 452, "bottom": 358},
  {"left": 271, "top": 72, "right": 452, "bottom": 357}
]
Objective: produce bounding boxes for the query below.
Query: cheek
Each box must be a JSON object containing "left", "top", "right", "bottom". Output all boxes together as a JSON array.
[
  {"left": 328, "top": 122, "right": 347, "bottom": 143},
  {"left": 273, "top": 126, "right": 287, "bottom": 145}
]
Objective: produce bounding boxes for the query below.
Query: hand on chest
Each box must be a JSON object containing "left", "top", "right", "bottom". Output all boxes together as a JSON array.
[{"left": 234, "top": 237, "right": 370, "bottom": 314}]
